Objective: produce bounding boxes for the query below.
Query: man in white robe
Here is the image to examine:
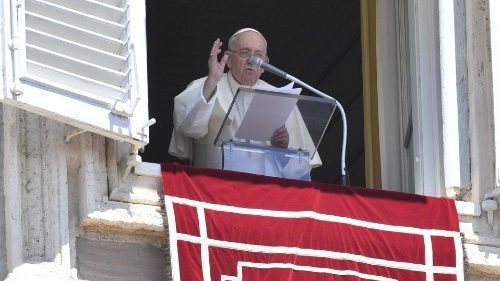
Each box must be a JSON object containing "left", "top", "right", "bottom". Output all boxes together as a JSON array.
[{"left": 169, "top": 28, "right": 321, "bottom": 175}]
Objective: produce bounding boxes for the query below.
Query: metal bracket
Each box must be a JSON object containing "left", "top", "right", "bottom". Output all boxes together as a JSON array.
[
  {"left": 481, "top": 187, "right": 500, "bottom": 227},
  {"left": 111, "top": 41, "right": 142, "bottom": 118},
  {"left": 111, "top": 96, "right": 141, "bottom": 118},
  {"left": 298, "top": 148, "right": 303, "bottom": 163},
  {"left": 485, "top": 187, "right": 500, "bottom": 200},
  {"left": 445, "top": 186, "right": 471, "bottom": 200},
  {"left": 9, "top": 39, "right": 19, "bottom": 51},
  {"left": 9, "top": 19, "right": 22, "bottom": 96},
  {"left": 138, "top": 118, "right": 156, "bottom": 132},
  {"left": 482, "top": 199, "right": 498, "bottom": 226},
  {"left": 136, "top": 119, "right": 156, "bottom": 140},
  {"left": 10, "top": 84, "right": 23, "bottom": 96},
  {"left": 65, "top": 128, "right": 87, "bottom": 143},
  {"left": 122, "top": 153, "right": 142, "bottom": 180},
  {"left": 8, "top": 37, "right": 23, "bottom": 95}
]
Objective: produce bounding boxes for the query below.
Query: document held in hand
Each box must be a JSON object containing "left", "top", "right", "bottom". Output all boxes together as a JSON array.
[{"left": 235, "top": 82, "right": 302, "bottom": 142}]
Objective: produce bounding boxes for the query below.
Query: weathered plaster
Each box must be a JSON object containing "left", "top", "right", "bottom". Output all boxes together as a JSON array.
[
  {"left": 0, "top": 105, "right": 7, "bottom": 280},
  {"left": 0, "top": 1, "right": 7, "bottom": 276},
  {"left": 0, "top": 105, "right": 166, "bottom": 280},
  {"left": 454, "top": 0, "right": 471, "bottom": 188},
  {"left": 467, "top": 0, "right": 496, "bottom": 204},
  {"left": 3, "top": 105, "right": 23, "bottom": 271}
]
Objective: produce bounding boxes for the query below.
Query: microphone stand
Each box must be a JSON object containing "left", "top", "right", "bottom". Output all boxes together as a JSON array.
[
  {"left": 284, "top": 74, "right": 349, "bottom": 185},
  {"left": 250, "top": 56, "right": 348, "bottom": 185}
]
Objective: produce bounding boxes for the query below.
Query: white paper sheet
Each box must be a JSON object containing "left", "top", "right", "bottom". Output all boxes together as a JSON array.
[{"left": 235, "top": 84, "right": 302, "bottom": 141}]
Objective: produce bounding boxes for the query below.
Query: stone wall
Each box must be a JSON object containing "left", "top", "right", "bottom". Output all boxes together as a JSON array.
[
  {"left": 0, "top": 104, "right": 166, "bottom": 280},
  {"left": 2, "top": 103, "right": 500, "bottom": 280},
  {"left": 76, "top": 237, "right": 168, "bottom": 281},
  {"left": 0, "top": 104, "right": 7, "bottom": 280}
]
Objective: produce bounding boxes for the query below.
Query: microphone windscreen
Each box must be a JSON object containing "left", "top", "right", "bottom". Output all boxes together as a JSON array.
[{"left": 249, "top": 56, "right": 263, "bottom": 67}]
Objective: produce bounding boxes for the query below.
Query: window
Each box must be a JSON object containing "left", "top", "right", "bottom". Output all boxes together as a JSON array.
[{"left": 2, "top": 0, "right": 151, "bottom": 150}]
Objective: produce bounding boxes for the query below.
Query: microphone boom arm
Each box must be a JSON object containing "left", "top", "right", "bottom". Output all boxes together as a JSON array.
[
  {"left": 285, "top": 74, "right": 348, "bottom": 185},
  {"left": 250, "top": 56, "right": 348, "bottom": 184}
]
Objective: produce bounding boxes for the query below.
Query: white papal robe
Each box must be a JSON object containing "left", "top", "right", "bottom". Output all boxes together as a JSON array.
[{"left": 168, "top": 72, "right": 321, "bottom": 172}]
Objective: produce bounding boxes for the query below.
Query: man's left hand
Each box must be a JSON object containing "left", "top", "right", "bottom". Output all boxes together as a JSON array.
[{"left": 271, "top": 126, "right": 289, "bottom": 148}]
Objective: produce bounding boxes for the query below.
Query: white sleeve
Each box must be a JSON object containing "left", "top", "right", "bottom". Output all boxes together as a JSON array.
[
  {"left": 173, "top": 77, "right": 216, "bottom": 139},
  {"left": 169, "top": 77, "right": 217, "bottom": 159}
]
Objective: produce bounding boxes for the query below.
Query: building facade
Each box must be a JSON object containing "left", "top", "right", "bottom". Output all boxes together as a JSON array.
[{"left": 1, "top": 0, "right": 500, "bottom": 280}]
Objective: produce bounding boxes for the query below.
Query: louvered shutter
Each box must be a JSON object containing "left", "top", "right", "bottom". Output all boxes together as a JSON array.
[{"left": 2, "top": 0, "right": 150, "bottom": 149}]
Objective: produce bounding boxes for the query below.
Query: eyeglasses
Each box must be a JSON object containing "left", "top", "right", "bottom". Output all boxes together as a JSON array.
[{"left": 229, "top": 49, "right": 267, "bottom": 59}]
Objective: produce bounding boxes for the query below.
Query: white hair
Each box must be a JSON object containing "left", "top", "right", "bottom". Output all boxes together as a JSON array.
[{"left": 228, "top": 28, "right": 268, "bottom": 51}]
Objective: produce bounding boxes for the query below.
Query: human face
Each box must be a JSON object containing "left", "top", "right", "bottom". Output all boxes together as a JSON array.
[{"left": 226, "top": 31, "right": 268, "bottom": 86}]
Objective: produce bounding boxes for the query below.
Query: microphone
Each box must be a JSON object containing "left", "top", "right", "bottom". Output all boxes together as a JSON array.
[
  {"left": 250, "top": 55, "right": 349, "bottom": 185},
  {"left": 249, "top": 56, "right": 288, "bottom": 78}
]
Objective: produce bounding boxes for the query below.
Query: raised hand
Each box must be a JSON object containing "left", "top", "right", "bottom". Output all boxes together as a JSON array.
[{"left": 202, "top": 38, "right": 229, "bottom": 101}]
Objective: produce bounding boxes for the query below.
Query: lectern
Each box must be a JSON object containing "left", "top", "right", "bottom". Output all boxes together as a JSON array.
[{"left": 214, "top": 87, "right": 336, "bottom": 181}]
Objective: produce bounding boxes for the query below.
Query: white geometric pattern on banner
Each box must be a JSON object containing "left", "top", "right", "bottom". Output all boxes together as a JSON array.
[{"left": 165, "top": 195, "right": 464, "bottom": 281}]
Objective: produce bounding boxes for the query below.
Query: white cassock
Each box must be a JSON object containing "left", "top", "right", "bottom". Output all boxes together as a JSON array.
[{"left": 169, "top": 72, "right": 321, "bottom": 177}]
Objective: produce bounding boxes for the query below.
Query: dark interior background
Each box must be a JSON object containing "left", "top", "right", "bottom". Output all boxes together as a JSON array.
[{"left": 143, "top": 0, "right": 365, "bottom": 187}]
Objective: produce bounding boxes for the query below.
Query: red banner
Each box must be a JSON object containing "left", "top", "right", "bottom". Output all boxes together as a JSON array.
[{"left": 162, "top": 163, "right": 463, "bottom": 281}]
